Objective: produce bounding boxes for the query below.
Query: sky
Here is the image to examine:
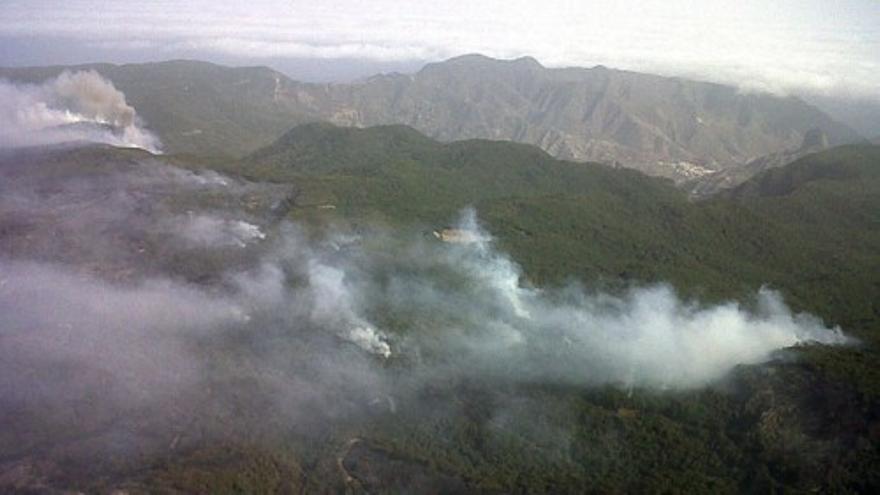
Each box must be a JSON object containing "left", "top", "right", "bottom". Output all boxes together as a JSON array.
[{"left": 0, "top": 0, "right": 878, "bottom": 101}]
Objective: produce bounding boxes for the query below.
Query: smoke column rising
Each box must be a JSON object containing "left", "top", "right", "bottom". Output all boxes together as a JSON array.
[{"left": 0, "top": 70, "right": 161, "bottom": 152}]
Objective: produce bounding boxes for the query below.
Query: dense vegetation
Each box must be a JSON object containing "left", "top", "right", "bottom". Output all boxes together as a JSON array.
[
  {"left": 2, "top": 127, "right": 877, "bottom": 493},
  {"left": 159, "top": 124, "right": 880, "bottom": 493},
  {"left": 238, "top": 124, "right": 880, "bottom": 330}
]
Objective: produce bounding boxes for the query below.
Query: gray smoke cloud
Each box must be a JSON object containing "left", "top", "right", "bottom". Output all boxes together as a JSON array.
[
  {"left": 0, "top": 70, "right": 161, "bottom": 152},
  {"left": 331, "top": 209, "right": 848, "bottom": 388},
  {"left": 0, "top": 152, "right": 851, "bottom": 487},
  {"left": 0, "top": 191, "right": 848, "bottom": 401}
]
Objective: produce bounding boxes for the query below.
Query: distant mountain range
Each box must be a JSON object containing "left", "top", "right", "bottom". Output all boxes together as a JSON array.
[
  {"left": 302, "top": 55, "right": 861, "bottom": 181},
  {"left": 0, "top": 55, "right": 864, "bottom": 189}
]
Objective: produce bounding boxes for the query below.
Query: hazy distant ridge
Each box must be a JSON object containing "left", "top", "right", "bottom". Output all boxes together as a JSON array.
[{"left": 0, "top": 55, "right": 862, "bottom": 185}]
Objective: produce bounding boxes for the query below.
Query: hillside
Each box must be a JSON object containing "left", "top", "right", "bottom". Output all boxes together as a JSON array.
[
  {"left": 723, "top": 144, "right": 880, "bottom": 264},
  {"left": 240, "top": 122, "right": 676, "bottom": 224},
  {"left": 1, "top": 136, "right": 878, "bottom": 493},
  {"left": 311, "top": 55, "right": 860, "bottom": 179},
  {"left": 1, "top": 56, "right": 861, "bottom": 184},
  {"left": 687, "top": 128, "right": 833, "bottom": 197},
  {"left": 205, "top": 130, "right": 880, "bottom": 491},
  {"left": 236, "top": 124, "right": 880, "bottom": 334}
]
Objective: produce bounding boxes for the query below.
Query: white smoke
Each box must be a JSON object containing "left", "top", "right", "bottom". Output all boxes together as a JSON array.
[
  {"left": 0, "top": 147, "right": 852, "bottom": 436},
  {"left": 0, "top": 185, "right": 849, "bottom": 396},
  {"left": 377, "top": 209, "right": 849, "bottom": 389},
  {"left": 0, "top": 70, "right": 161, "bottom": 152},
  {"left": 348, "top": 326, "right": 393, "bottom": 358},
  {"left": 0, "top": 260, "right": 246, "bottom": 403},
  {"left": 171, "top": 214, "right": 267, "bottom": 248},
  {"left": 0, "top": 160, "right": 854, "bottom": 494},
  {"left": 0, "top": 141, "right": 858, "bottom": 490},
  {"left": 307, "top": 260, "right": 392, "bottom": 358}
]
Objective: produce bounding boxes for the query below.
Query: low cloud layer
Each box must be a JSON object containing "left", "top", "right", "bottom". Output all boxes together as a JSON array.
[
  {"left": 1, "top": 0, "right": 878, "bottom": 101},
  {"left": 0, "top": 70, "right": 161, "bottom": 151}
]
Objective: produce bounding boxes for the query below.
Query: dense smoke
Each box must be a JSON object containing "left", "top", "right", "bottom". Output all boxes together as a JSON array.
[
  {"left": 0, "top": 152, "right": 850, "bottom": 485},
  {"left": 0, "top": 155, "right": 848, "bottom": 398},
  {"left": 0, "top": 70, "right": 161, "bottom": 152},
  {"left": 315, "top": 209, "right": 847, "bottom": 388}
]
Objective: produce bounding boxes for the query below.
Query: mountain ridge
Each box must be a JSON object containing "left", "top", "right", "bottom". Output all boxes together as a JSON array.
[{"left": 0, "top": 56, "right": 863, "bottom": 187}]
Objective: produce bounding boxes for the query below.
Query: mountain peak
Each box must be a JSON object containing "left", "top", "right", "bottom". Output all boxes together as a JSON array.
[
  {"left": 511, "top": 55, "right": 543, "bottom": 69},
  {"left": 425, "top": 54, "right": 544, "bottom": 72}
]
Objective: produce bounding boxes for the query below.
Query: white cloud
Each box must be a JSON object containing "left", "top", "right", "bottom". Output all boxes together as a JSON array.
[{"left": 1, "top": 0, "right": 878, "bottom": 100}]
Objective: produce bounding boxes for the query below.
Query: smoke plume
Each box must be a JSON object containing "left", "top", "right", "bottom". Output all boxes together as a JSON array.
[
  {"left": 0, "top": 151, "right": 850, "bottom": 488},
  {"left": 327, "top": 209, "right": 848, "bottom": 389},
  {"left": 0, "top": 70, "right": 161, "bottom": 152}
]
